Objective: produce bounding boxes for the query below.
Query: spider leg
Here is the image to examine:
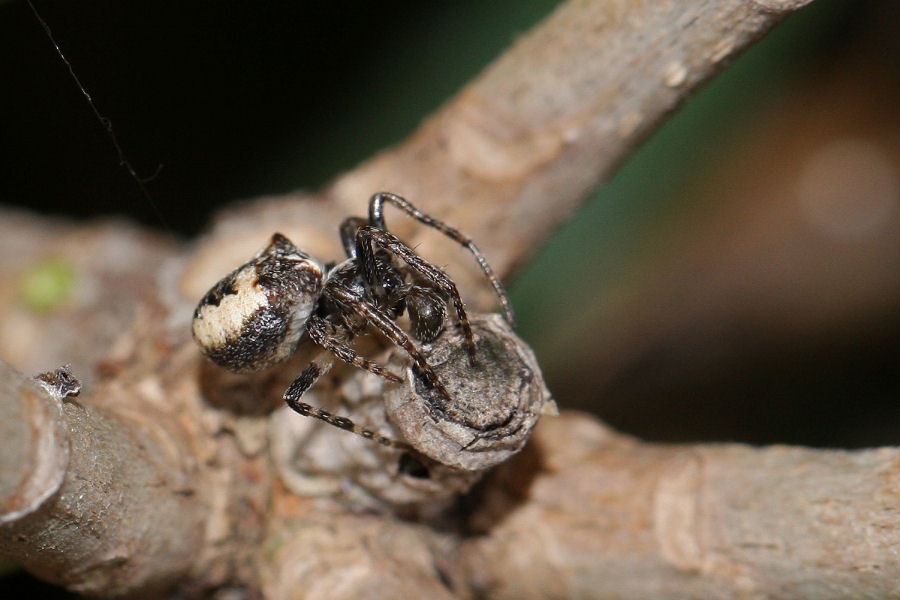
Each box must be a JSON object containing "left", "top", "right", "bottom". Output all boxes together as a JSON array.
[
  {"left": 368, "top": 191, "right": 515, "bottom": 326},
  {"left": 325, "top": 282, "right": 454, "bottom": 414},
  {"left": 355, "top": 225, "right": 478, "bottom": 363},
  {"left": 306, "top": 315, "right": 402, "bottom": 384},
  {"left": 283, "top": 350, "right": 409, "bottom": 449},
  {"left": 338, "top": 216, "right": 367, "bottom": 258}
]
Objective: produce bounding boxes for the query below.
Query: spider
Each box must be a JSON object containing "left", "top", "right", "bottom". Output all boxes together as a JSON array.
[{"left": 192, "top": 192, "right": 514, "bottom": 449}]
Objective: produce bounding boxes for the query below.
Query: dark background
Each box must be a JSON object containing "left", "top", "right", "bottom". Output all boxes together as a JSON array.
[
  {"left": 1, "top": 1, "right": 558, "bottom": 234},
  {"left": 2, "top": 0, "right": 899, "bottom": 593}
]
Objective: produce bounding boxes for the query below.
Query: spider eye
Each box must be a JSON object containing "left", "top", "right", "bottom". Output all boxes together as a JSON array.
[{"left": 192, "top": 235, "right": 324, "bottom": 372}]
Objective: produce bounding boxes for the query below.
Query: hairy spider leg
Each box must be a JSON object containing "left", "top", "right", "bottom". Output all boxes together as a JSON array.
[
  {"left": 338, "top": 216, "right": 368, "bottom": 259},
  {"left": 306, "top": 316, "right": 402, "bottom": 384},
  {"left": 282, "top": 351, "right": 408, "bottom": 449},
  {"left": 324, "top": 281, "right": 455, "bottom": 414},
  {"left": 368, "top": 191, "right": 515, "bottom": 326},
  {"left": 354, "top": 225, "right": 478, "bottom": 363}
]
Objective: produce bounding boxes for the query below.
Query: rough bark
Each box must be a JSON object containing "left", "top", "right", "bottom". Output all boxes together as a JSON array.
[
  {"left": 462, "top": 413, "right": 900, "bottom": 599},
  {"left": 0, "top": 361, "right": 206, "bottom": 597},
  {"left": 9, "top": 1, "right": 897, "bottom": 599}
]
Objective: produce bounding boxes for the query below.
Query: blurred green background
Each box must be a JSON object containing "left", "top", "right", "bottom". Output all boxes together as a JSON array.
[{"left": 2, "top": 0, "right": 899, "bottom": 593}]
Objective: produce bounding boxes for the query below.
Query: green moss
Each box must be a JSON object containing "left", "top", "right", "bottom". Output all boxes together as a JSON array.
[{"left": 20, "top": 258, "right": 76, "bottom": 312}]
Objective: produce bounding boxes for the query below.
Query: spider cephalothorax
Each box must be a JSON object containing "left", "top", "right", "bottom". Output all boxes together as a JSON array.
[{"left": 192, "top": 192, "right": 513, "bottom": 449}]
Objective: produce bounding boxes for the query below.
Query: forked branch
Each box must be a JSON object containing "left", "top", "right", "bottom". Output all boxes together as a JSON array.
[{"left": 7, "top": 2, "right": 885, "bottom": 600}]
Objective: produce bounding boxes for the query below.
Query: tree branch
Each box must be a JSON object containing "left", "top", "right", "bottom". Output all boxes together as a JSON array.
[
  {"left": 0, "top": 359, "right": 207, "bottom": 596},
  {"left": 327, "top": 0, "right": 814, "bottom": 281},
  {"left": 11, "top": 1, "right": 891, "bottom": 599},
  {"left": 461, "top": 412, "right": 900, "bottom": 599}
]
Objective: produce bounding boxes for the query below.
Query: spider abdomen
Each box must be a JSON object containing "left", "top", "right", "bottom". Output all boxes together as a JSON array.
[{"left": 192, "top": 233, "right": 324, "bottom": 373}]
